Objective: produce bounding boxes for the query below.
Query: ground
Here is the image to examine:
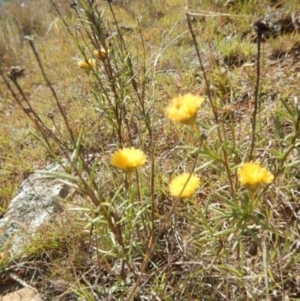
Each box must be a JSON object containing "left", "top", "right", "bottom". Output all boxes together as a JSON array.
[{"left": 1, "top": 0, "right": 300, "bottom": 300}]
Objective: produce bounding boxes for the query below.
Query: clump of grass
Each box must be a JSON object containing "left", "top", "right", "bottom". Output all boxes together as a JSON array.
[{"left": 218, "top": 38, "right": 256, "bottom": 67}]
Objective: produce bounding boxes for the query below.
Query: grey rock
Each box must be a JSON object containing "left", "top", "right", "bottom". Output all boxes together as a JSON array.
[
  {"left": 0, "top": 162, "right": 69, "bottom": 256},
  {"left": 0, "top": 287, "right": 44, "bottom": 301}
]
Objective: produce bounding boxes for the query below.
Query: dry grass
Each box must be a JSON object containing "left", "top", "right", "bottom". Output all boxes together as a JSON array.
[{"left": 1, "top": 0, "right": 300, "bottom": 300}]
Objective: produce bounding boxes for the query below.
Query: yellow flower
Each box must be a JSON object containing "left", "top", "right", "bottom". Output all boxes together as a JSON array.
[
  {"left": 165, "top": 94, "right": 204, "bottom": 125},
  {"left": 169, "top": 173, "right": 200, "bottom": 198},
  {"left": 93, "top": 48, "right": 107, "bottom": 60},
  {"left": 111, "top": 147, "right": 146, "bottom": 171},
  {"left": 238, "top": 161, "right": 274, "bottom": 188},
  {"left": 77, "top": 58, "right": 96, "bottom": 71}
]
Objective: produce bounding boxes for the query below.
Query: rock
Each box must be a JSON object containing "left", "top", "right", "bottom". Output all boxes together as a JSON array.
[
  {"left": 255, "top": 8, "right": 294, "bottom": 37},
  {"left": 292, "top": 11, "right": 300, "bottom": 31},
  {"left": 0, "top": 287, "right": 43, "bottom": 301},
  {"left": 0, "top": 162, "right": 69, "bottom": 256}
]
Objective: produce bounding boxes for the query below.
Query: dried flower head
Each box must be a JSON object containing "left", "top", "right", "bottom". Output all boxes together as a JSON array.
[
  {"left": 169, "top": 173, "right": 200, "bottom": 198},
  {"left": 165, "top": 94, "right": 204, "bottom": 125},
  {"left": 238, "top": 161, "right": 274, "bottom": 188},
  {"left": 252, "top": 17, "right": 271, "bottom": 35},
  {"left": 77, "top": 58, "right": 96, "bottom": 71},
  {"left": 93, "top": 48, "right": 107, "bottom": 60},
  {"left": 111, "top": 147, "right": 146, "bottom": 171},
  {"left": 6, "top": 66, "right": 25, "bottom": 81}
]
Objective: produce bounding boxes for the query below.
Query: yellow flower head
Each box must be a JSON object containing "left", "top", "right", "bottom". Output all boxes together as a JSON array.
[
  {"left": 165, "top": 94, "right": 204, "bottom": 125},
  {"left": 238, "top": 161, "right": 274, "bottom": 188},
  {"left": 111, "top": 147, "right": 146, "bottom": 171},
  {"left": 77, "top": 58, "right": 96, "bottom": 71},
  {"left": 93, "top": 48, "right": 107, "bottom": 60},
  {"left": 169, "top": 173, "right": 200, "bottom": 198}
]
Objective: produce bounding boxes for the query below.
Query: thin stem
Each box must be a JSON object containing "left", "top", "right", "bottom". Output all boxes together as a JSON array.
[
  {"left": 26, "top": 38, "right": 75, "bottom": 145},
  {"left": 249, "top": 32, "right": 262, "bottom": 160},
  {"left": 186, "top": 12, "right": 234, "bottom": 196},
  {"left": 0, "top": 69, "right": 60, "bottom": 150}
]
